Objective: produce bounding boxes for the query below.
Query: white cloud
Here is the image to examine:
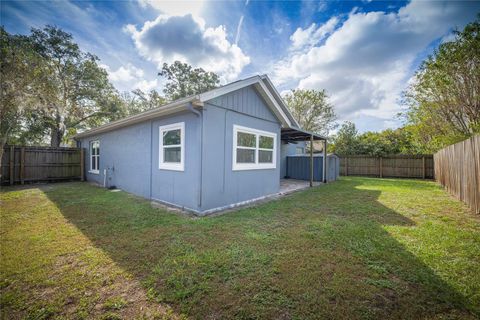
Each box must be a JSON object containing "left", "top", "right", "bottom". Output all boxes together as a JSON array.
[
  {"left": 274, "top": 0, "right": 480, "bottom": 130},
  {"left": 290, "top": 17, "right": 339, "bottom": 50},
  {"left": 139, "top": 0, "right": 205, "bottom": 17},
  {"left": 108, "top": 64, "right": 144, "bottom": 82},
  {"left": 135, "top": 79, "right": 159, "bottom": 92},
  {"left": 125, "top": 14, "right": 250, "bottom": 82},
  {"left": 101, "top": 63, "right": 158, "bottom": 92}
]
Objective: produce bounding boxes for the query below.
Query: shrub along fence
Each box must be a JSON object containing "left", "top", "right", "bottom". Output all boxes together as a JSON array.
[
  {"left": 1, "top": 146, "right": 84, "bottom": 185},
  {"left": 339, "top": 155, "right": 434, "bottom": 179},
  {"left": 434, "top": 135, "right": 479, "bottom": 214}
]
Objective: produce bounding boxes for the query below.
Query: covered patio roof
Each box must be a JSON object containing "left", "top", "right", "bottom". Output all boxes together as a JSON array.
[
  {"left": 281, "top": 127, "right": 327, "bottom": 142},
  {"left": 281, "top": 127, "right": 328, "bottom": 186}
]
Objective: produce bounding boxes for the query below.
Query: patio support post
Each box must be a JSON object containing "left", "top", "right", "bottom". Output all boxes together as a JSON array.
[
  {"left": 310, "top": 134, "right": 314, "bottom": 187},
  {"left": 323, "top": 139, "right": 327, "bottom": 183}
]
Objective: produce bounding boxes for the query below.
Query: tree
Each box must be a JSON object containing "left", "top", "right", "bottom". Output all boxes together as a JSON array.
[
  {"left": 403, "top": 17, "right": 480, "bottom": 152},
  {"left": 356, "top": 128, "right": 421, "bottom": 156},
  {"left": 330, "top": 121, "right": 358, "bottom": 155},
  {"left": 121, "top": 89, "right": 166, "bottom": 116},
  {"left": 28, "top": 26, "right": 117, "bottom": 146},
  {"left": 283, "top": 89, "right": 337, "bottom": 136},
  {"left": 158, "top": 61, "right": 219, "bottom": 101},
  {"left": 0, "top": 27, "right": 45, "bottom": 166}
]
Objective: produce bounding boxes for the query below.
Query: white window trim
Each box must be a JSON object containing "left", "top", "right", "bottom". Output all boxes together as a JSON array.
[
  {"left": 89, "top": 140, "right": 100, "bottom": 174},
  {"left": 159, "top": 122, "right": 185, "bottom": 171},
  {"left": 232, "top": 125, "right": 277, "bottom": 171}
]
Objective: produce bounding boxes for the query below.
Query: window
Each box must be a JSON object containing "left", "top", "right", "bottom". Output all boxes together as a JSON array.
[
  {"left": 159, "top": 122, "right": 184, "bottom": 171},
  {"left": 89, "top": 140, "right": 100, "bottom": 174},
  {"left": 233, "top": 125, "right": 276, "bottom": 170},
  {"left": 296, "top": 147, "right": 304, "bottom": 154}
]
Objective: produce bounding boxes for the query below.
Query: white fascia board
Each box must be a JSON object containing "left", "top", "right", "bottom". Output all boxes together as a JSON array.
[
  {"left": 198, "top": 75, "right": 261, "bottom": 101},
  {"left": 255, "top": 80, "right": 292, "bottom": 128},
  {"left": 260, "top": 75, "right": 300, "bottom": 128}
]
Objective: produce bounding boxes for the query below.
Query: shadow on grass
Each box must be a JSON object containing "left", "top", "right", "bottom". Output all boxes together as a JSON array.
[{"left": 43, "top": 179, "right": 476, "bottom": 319}]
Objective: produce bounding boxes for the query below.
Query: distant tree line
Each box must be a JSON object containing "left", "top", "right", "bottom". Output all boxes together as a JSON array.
[{"left": 329, "top": 121, "right": 422, "bottom": 156}]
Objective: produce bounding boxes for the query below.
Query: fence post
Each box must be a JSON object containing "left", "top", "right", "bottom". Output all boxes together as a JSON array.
[
  {"left": 422, "top": 156, "right": 426, "bottom": 179},
  {"left": 345, "top": 157, "right": 348, "bottom": 176},
  {"left": 379, "top": 157, "right": 383, "bottom": 178},
  {"left": 9, "top": 146, "right": 14, "bottom": 185},
  {"left": 20, "top": 147, "right": 25, "bottom": 184},
  {"left": 80, "top": 148, "right": 85, "bottom": 181}
]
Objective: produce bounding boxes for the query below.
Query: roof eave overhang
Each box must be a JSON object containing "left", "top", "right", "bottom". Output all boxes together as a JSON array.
[{"left": 74, "top": 97, "right": 198, "bottom": 139}]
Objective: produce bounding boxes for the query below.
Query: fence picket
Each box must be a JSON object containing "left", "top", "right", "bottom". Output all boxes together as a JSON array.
[
  {"left": 1, "top": 146, "right": 83, "bottom": 185},
  {"left": 434, "top": 135, "right": 479, "bottom": 214},
  {"left": 339, "top": 155, "right": 434, "bottom": 179}
]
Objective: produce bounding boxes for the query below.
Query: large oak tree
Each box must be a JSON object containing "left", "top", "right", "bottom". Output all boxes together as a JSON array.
[
  {"left": 29, "top": 26, "right": 118, "bottom": 146},
  {"left": 158, "top": 61, "right": 219, "bottom": 101}
]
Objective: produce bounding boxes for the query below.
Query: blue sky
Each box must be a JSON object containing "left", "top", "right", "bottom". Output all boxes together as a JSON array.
[{"left": 2, "top": 0, "right": 479, "bottom": 132}]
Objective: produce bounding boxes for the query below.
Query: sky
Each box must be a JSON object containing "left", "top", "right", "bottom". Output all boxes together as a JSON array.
[{"left": 2, "top": 0, "right": 479, "bottom": 132}]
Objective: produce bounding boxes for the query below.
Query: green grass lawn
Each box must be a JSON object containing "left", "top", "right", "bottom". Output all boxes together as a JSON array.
[{"left": 1, "top": 177, "right": 479, "bottom": 319}]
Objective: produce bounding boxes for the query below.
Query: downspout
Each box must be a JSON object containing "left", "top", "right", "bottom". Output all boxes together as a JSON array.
[
  {"left": 186, "top": 101, "right": 203, "bottom": 208},
  {"left": 310, "top": 134, "right": 314, "bottom": 187},
  {"left": 323, "top": 138, "right": 328, "bottom": 183},
  {"left": 149, "top": 120, "right": 153, "bottom": 200}
]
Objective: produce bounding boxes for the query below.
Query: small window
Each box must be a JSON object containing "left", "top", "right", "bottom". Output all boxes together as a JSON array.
[
  {"left": 296, "top": 147, "right": 304, "bottom": 155},
  {"left": 89, "top": 140, "right": 100, "bottom": 174},
  {"left": 233, "top": 125, "right": 277, "bottom": 170},
  {"left": 159, "top": 122, "right": 184, "bottom": 171}
]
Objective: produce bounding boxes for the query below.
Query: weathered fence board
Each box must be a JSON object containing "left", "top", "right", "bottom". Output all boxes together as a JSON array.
[
  {"left": 339, "top": 155, "right": 434, "bottom": 179},
  {"left": 1, "top": 146, "right": 83, "bottom": 185},
  {"left": 434, "top": 135, "right": 479, "bottom": 214}
]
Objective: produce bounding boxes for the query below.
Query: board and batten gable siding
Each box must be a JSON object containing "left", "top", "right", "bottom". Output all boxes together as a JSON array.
[
  {"left": 79, "top": 111, "right": 202, "bottom": 211},
  {"left": 207, "top": 85, "right": 278, "bottom": 123},
  {"left": 200, "top": 87, "right": 282, "bottom": 212}
]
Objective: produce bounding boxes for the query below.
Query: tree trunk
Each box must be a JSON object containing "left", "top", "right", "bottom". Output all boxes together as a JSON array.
[{"left": 50, "top": 126, "right": 64, "bottom": 147}]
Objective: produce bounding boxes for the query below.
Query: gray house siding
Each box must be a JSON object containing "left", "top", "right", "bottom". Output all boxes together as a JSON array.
[
  {"left": 80, "top": 111, "right": 202, "bottom": 211},
  {"left": 81, "top": 121, "right": 152, "bottom": 198},
  {"left": 150, "top": 112, "right": 202, "bottom": 211},
  {"left": 199, "top": 86, "right": 282, "bottom": 213}
]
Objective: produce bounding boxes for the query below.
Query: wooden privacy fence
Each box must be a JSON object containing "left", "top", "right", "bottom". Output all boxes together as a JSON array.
[
  {"left": 434, "top": 135, "right": 480, "bottom": 214},
  {"left": 1, "top": 146, "right": 84, "bottom": 185},
  {"left": 339, "top": 155, "right": 434, "bottom": 179}
]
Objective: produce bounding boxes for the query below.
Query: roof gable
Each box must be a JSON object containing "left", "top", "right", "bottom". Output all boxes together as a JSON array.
[{"left": 205, "top": 85, "right": 278, "bottom": 123}]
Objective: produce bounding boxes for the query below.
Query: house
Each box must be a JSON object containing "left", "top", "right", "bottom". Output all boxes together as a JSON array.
[{"left": 74, "top": 75, "right": 332, "bottom": 215}]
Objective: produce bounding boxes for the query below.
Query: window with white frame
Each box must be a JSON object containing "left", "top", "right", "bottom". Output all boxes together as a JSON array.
[
  {"left": 159, "top": 122, "right": 184, "bottom": 171},
  {"left": 89, "top": 140, "right": 100, "bottom": 174},
  {"left": 296, "top": 147, "right": 304, "bottom": 154},
  {"left": 233, "top": 125, "right": 276, "bottom": 170}
]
